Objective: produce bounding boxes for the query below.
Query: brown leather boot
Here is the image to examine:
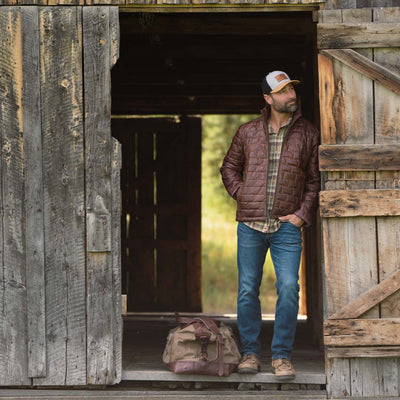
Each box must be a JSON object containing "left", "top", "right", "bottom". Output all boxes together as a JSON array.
[
  {"left": 271, "top": 358, "right": 295, "bottom": 380},
  {"left": 237, "top": 354, "right": 261, "bottom": 374}
]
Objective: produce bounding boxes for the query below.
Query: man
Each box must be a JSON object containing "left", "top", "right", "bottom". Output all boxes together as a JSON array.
[{"left": 220, "top": 71, "right": 320, "bottom": 380}]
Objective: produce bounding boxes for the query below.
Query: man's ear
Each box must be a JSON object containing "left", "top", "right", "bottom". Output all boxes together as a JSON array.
[{"left": 264, "top": 94, "right": 272, "bottom": 105}]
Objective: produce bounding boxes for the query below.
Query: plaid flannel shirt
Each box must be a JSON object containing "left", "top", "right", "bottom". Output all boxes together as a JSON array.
[{"left": 244, "top": 117, "right": 292, "bottom": 233}]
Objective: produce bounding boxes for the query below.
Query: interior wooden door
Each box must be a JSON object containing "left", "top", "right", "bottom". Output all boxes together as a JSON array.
[{"left": 112, "top": 117, "right": 202, "bottom": 313}]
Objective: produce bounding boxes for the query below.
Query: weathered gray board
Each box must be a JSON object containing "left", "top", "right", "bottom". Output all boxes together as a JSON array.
[
  {"left": 318, "top": 7, "right": 400, "bottom": 399},
  {"left": 0, "top": 6, "right": 121, "bottom": 386}
]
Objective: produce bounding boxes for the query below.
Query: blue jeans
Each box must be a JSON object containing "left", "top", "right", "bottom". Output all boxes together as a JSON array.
[{"left": 237, "top": 222, "right": 302, "bottom": 360}]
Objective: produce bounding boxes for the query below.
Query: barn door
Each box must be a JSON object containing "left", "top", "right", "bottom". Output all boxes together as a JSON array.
[
  {"left": 112, "top": 117, "right": 202, "bottom": 313},
  {"left": 318, "top": 8, "right": 400, "bottom": 398},
  {"left": 0, "top": 6, "right": 121, "bottom": 385}
]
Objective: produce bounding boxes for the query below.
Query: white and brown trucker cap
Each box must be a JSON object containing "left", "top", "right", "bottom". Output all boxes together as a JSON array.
[{"left": 262, "top": 71, "right": 300, "bottom": 95}]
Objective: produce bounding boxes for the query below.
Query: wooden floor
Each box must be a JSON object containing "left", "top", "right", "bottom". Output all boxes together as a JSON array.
[{"left": 122, "top": 314, "right": 326, "bottom": 385}]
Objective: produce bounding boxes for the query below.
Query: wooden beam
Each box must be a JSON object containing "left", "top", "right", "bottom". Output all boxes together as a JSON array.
[
  {"left": 319, "top": 144, "right": 400, "bottom": 171},
  {"left": 318, "top": 22, "right": 400, "bottom": 49},
  {"left": 320, "top": 49, "right": 400, "bottom": 96},
  {"left": 328, "top": 269, "right": 400, "bottom": 320},
  {"left": 326, "top": 346, "right": 400, "bottom": 359},
  {"left": 324, "top": 319, "right": 400, "bottom": 346},
  {"left": 319, "top": 189, "right": 400, "bottom": 218}
]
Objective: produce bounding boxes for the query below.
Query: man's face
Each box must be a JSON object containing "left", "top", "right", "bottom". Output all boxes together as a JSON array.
[{"left": 265, "top": 84, "right": 298, "bottom": 113}]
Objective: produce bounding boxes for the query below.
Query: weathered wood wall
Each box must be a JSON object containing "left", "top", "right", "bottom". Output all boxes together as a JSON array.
[
  {"left": 318, "top": 6, "right": 400, "bottom": 399},
  {"left": 0, "top": 0, "right": 323, "bottom": 6},
  {"left": 324, "top": 0, "right": 400, "bottom": 9},
  {"left": 0, "top": 6, "right": 121, "bottom": 386}
]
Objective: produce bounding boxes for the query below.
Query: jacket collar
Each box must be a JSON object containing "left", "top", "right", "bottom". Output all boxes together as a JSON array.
[{"left": 260, "top": 104, "right": 302, "bottom": 132}]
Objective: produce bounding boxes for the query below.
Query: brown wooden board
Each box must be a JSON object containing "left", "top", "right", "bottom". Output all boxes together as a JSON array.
[
  {"left": 319, "top": 144, "right": 400, "bottom": 171},
  {"left": 321, "top": 49, "right": 400, "bottom": 96},
  {"left": 0, "top": 6, "right": 30, "bottom": 386},
  {"left": 324, "top": 319, "right": 400, "bottom": 346},
  {"left": 319, "top": 189, "right": 400, "bottom": 217},
  {"left": 34, "top": 7, "right": 86, "bottom": 386}
]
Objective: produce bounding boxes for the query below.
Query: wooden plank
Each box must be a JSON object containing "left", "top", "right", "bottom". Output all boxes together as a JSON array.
[
  {"left": 0, "top": 389, "right": 330, "bottom": 400},
  {"left": 321, "top": 49, "right": 400, "bottom": 96},
  {"left": 349, "top": 358, "right": 399, "bottom": 397},
  {"left": 373, "top": 14, "right": 400, "bottom": 396},
  {"left": 111, "top": 138, "right": 122, "bottom": 383},
  {"left": 322, "top": 217, "right": 378, "bottom": 317},
  {"left": 318, "top": 22, "right": 400, "bottom": 49},
  {"left": 324, "top": 319, "right": 400, "bottom": 346},
  {"left": 318, "top": 53, "right": 336, "bottom": 145},
  {"left": 320, "top": 189, "right": 400, "bottom": 217},
  {"left": 326, "top": 346, "right": 400, "bottom": 359},
  {"left": 84, "top": 6, "right": 117, "bottom": 385},
  {"left": 319, "top": 144, "right": 400, "bottom": 171},
  {"left": 121, "top": 369, "right": 327, "bottom": 385},
  {"left": 35, "top": 6, "right": 86, "bottom": 386},
  {"left": 328, "top": 269, "right": 400, "bottom": 320},
  {"left": 21, "top": 6, "right": 46, "bottom": 379},
  {"left": 0, "top": 6, "right": 30, "bottom": 386},
  {"left": 326, "top": 358, "right": 351, "bottom": 398}
]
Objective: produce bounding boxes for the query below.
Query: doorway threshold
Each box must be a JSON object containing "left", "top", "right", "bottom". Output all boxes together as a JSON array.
[{"left": 122, "top": 315, "right": 326, "bottom": 386}]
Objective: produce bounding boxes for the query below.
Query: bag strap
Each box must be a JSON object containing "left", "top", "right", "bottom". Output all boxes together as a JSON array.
[{"left": 175, "top": 314, "right": 225, "bottom": 376}]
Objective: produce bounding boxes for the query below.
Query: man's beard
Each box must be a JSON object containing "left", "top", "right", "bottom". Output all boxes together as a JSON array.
[{"left": 271, "top": 98, "right": 298, "bottom": 113}]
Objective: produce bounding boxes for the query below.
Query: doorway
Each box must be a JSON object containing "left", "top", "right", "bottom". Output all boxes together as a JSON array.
[{"left": 111, "top": 9, "right": 323, "bottom": 382}]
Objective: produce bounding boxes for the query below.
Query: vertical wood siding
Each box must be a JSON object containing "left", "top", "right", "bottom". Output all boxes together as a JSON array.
[
  {"left": 0, "top": 7, "right": 30, "bottom": 386},
  {"left": 84, "top": 6, "right": 120, "bottom": 384},
  {"left": 0, "top": 0, "right": 324, "bottom": 6},
  {"left": 0, "top": 6, "right": 120, "bottom": 386},
  {"left": 318, "top": 6, "right": 400, "bottom": 399}
]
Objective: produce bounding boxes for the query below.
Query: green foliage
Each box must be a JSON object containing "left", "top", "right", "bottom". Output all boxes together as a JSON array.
[{"left": 201, "top": 115, "right": 277, "bottom": 315}]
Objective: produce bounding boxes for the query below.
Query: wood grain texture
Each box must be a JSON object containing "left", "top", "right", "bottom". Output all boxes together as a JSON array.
[
  {"left": 318, "top": 53, "right": 336, "bottom": 145},
  {"left": 373, "top": 17, "right": 400, "bottom": 393},
  {"left": 327, "top": 269, "right": 400, "bottom": 319},
  {"left": 318, "top": 22, "right": 400, "bottom": 49},
  {"left": 0, "top": 6, "right": 30, "bottom": 386},
  {"left": 326, "top": 346, "right": 400, "bottom": 359},
  {"left": 321, "top": 49, "right": 400, "bottom": 96},
  {"left": 35, "top": 6, "right": 86, "bottom": 386},
  {"left": 320, "top": 189, "right": 400, "bottom": 217},
  {"left": 111, "top": 138, "right": 122, "bottom": 383},
  {"left": 21, "top": 6, "right": 46, "bottom": 379},
  {"left": 84, "top": 6, "right": 119, "bottom": 385},
  {"left": 322, "top": 217, "right": 378, "bottom": 317},
  {"left": 324, "top": 319, "right": 400, "bottom": 346},
  {"left": 319, "top": 144, "right": 400, "bottom": 171}
]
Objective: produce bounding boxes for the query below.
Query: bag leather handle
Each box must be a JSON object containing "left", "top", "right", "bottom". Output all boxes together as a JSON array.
[{"left": 175, "top": 313, "right": 225, "bottom": 376}]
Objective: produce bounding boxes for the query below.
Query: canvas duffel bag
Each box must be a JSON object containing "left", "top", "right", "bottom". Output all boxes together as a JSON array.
[{"left": 162, "top": 315, "right": 241, "bottom": 377}]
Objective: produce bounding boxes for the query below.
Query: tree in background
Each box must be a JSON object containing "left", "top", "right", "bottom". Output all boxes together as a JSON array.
[{"left": 202, "top": 115, "right": 277, "bottom": 315}]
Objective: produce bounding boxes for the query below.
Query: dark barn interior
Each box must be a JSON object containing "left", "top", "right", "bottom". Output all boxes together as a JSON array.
[{"left": 110, "top": 10, "right": 324, "bottom": 380}]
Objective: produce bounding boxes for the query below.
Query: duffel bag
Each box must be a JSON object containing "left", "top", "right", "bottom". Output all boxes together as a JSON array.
[{"left": 162, "top": 314, "right": 241, "bottom": 377}]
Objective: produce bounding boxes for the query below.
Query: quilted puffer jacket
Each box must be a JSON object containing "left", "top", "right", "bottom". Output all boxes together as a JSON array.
[{"left": 220, "top": 105, "right": 320, "bottom": 227}]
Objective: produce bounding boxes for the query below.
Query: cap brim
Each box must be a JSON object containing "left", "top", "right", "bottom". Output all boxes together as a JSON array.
[{"left": 270, "top": 80, "right": 300, "bottom": 94}]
